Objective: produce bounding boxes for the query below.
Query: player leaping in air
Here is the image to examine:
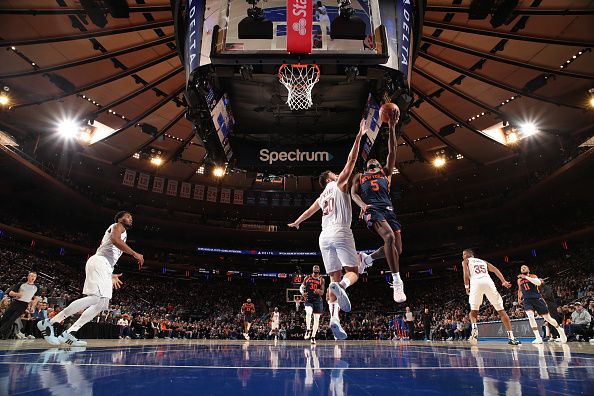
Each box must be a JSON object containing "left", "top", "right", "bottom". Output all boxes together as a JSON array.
[
  {"left": 351, "top": 106, "right": 406, "bottom": 302},
  {"left": 241, "top": 298, "right": 255, "bottom": 340},
  {"left": 288, "top": 119, "right": 367, "bottom": 340}
]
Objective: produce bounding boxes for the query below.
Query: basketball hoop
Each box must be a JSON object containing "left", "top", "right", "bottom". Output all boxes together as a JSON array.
[{"left": 278, "top": 64, "right": 320, "bottom": 110}]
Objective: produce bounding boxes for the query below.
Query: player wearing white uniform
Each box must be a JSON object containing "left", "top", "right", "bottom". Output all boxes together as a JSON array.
[
  {"left": 289, "top": 119, "right": 366, "bottom": 340},
  {"left": 38, "top": 211, "right": 144, "bottom": 347},
  {"left": 269, "top": 308, "right": 280, "bottom": 341},
  {"left": 461, "top": 249, "right": 520, "bottom": 346}
]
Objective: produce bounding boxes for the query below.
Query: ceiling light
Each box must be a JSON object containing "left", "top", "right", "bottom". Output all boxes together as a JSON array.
[
  {"left": 520, "top": 122, "right": 538, "bottom": 137},
  {"left": 57, "top": 119, "right": 80, "bottom": 138},
  {"left": 0, "top": 94, "right": 10, "bottom": 106},
  {"left": 433, "top": 157, "right": 446, "bottom": 168},
  {"left": 10, "top": 46, "right": 16, "bottom": 50},
  {"left": 133, "top": 153, "right": 140, "bottom": 159},
  {"left": 150, "top": 156, "right": 162, "bottom": 166},
  {"left": 213, "top": 167, "right": 225, "bottom": 177},
  {"left": 589, "top": 96, "right": 594, "bottom": 108},
  {"left": 506, "top": 132, "right": 518, "bottom": 144}
]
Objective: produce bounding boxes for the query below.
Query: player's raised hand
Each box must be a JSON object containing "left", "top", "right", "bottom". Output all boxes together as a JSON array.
[
  {"left": 358, "top": 119, "right": 367, "bottom": 137},
  {"left": 502, "top": 280, "right": 512, "bottom": 289},
  {"left": 112, "top": 274, "right": 123, "bottom": 289},
  {"left": 359, "top": 203, "right": 373, "bottom": 219},
  {"left": 288, "top": 222, "right": 300, "bottom": 230}
]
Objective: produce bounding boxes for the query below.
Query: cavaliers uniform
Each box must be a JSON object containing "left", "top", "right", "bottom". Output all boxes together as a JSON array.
[
  {"left": 467, "top": 257, "right": 504, "bottom": 311},
  {"left": 271, "top": 312, "right": 280, "bottom": 330},
  {"left": 83, "top": 223, "right": 127, "bottom": 299},
  {"left": 359, "top": 169, "right": 401, "bottom": 231},
  {"left": 303, "top": 275, "right": 324, "bottom": 314},
  {"left": 519, "top": 275, "right": 549, "bottom": 315},
  {"left": 318, "top": 181, "right": 359, "bottom": 273},
  {"left": 242, "top": 303, "right": 255, "bottom": 323}
]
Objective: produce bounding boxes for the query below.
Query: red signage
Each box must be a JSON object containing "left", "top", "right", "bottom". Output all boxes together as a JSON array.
[{"left": 287, "top": 0, "right": 312, "bottom": 53}]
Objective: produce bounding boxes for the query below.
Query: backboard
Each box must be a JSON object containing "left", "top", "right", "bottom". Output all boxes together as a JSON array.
[{"left": 206, "top": 0, "right": 388, "bottom": 65}]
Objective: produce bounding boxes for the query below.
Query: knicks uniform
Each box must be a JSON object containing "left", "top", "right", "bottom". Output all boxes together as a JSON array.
[
  {"left": 318, "top": 181, "right": 359, "bottom": 273},
  {"left": 303, "top": 275, "right": 324, "bottom": 314},
  {"left": 83, "top": 223, "right": 126, "bottom": 299},
  {"left": 360, "top": 169, "right": 401, "bottom": 231},
  {"left": 519, "top": 275, "right": 549, "bottom": 315},
  {"left": 467, "top": 257, "right": 504, "bottom": 311},
  {"left": 242, "top": 303, "right": 255, "bottom": 322}
]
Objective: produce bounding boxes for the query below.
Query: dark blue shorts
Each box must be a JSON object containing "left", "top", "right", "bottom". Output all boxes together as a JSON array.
[
  {"left": 523, "top": 298, "right": 549, "bottom": 315},
  {"left": 304, "top": 300, "right": 324, "bottom": 314},
  {"left": 364, "top": 206, "right": 402, "bottom": 232},
  {"left": 244, "top": 314, "right": 254, "bottom": 323}
]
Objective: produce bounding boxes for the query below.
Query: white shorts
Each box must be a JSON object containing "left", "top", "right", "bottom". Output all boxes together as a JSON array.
[
  {"left": 82, "top": 255, "right": 114, "bottom": 299},
  {"left": 469, "top": 279, "right": 504, "bottom": 311},
  {"left": 319, "top": 228, "right": 359, "bottom": 274},
  {"left": 271, "top": 321, "right": 279, "bottom": 330}
]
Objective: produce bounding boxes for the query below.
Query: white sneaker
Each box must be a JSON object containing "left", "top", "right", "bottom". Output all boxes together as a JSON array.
[
  {"left": 37, "top": 319, "right": 60, "bottom": 346},
  {"left": 58, "top": 331, "right": 87, "bottom": 347},
  {"left": 15, "top": 332, "right": 26, "bottom": 340},
  {"left": 469, "top": 328, "right": 478, "bottom": 345},
  {"left": 589, "top": 339, "right": 594, "bottom": 344},
  {"left": 304, "top": 330, "right": 311, "bottom": 340},
  {"left": 391, "top": 280, "right": 406, "bottom": 303},
  {"left": 329, "top": 282, "right": 351, "bottom": 312},
  {"left": 358, "top": 252, "right": 373, "bottom": 274},
  {"left": 532, "top": 338, "right": 544, "bottom": 344},
  {"left": 27, "top": 335, "right": 36, "bottom": 340},
  {"left": 330, "top": 317, "right": 347, "bottom": 340}
]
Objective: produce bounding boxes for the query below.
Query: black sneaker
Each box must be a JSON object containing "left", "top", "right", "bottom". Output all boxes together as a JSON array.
[
  {"left": 508, "top": 338, "right": 521, "bottom": 346},
  {"left": 311, "top": 338, "right": 316, "bottom": 345}
]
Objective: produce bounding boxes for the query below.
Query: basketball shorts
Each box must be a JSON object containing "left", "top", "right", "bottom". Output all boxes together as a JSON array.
[
  {"left": 319, "top": 227, "right": 359, "bottom": 274},
  {"left": 523, "top": 298, "right": 549, "bottom": 315},
  {"left": 364, "top": 206, "right": 402, "bottom": 232},
  {"left": 469, "top": 279, "right": 504, "bottom": 311},
  {"left": 82, "top": 255, "right": 114, "bottom": 299},
  {"left": 271, "top": 321, "right": 279, "bottom": 330},
  {"left": 244, "top": 314, "right": 254, "bottom": 323},
  {"left": 304, "top": 299, "right": 324, "bottom": 314}
]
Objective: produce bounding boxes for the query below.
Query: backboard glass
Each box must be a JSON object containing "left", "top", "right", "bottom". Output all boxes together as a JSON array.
[{"left": 207, "top": 0, "right": 388, "bottom": 65}]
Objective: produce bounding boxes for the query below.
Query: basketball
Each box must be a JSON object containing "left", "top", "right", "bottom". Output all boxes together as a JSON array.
[{"left": 379, "top": 102, "right": 400, "bottom": 124}]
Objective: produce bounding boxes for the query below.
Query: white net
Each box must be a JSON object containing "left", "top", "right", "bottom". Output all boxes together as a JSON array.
[{"left": 278, "top": 64, "right": 320, "bottom": 110}]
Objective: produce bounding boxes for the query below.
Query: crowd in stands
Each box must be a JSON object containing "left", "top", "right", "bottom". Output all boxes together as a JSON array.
[{"left": 2, "top": 228, "right": 592, "bottom": 343}]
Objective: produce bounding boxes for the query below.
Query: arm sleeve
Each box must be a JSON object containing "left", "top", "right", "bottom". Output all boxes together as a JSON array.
[
  {"left": 299, "top": 284, "right": 305, "bottom": 294},
  {"left": 526, "top": 276, "right": 542, "bottom": 286}
]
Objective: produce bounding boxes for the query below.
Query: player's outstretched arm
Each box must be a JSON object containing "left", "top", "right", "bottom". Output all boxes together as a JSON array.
[
  {"left": 462, "top": 259, "right": 470, "bottom": 295},
  {"left": 519, "top": 273, "right": 542, "bottom": 286},
  {"left": 517, "top": 279, "right": 523, "bottom": 303},
  {"left": 111, "top": 223, "right": 144, "bottom": 267},
  {"left": 487, "top": 262, "right": 511, "bottom": 288},
  {"left": 288, "top": 199, "right": 321, "bottom": 229},
  {"left": 384, "top": 110, "right": 400, "bottom": 178},
  {"left": 336, "top": 119, "right": 367, "bottom": 191}
]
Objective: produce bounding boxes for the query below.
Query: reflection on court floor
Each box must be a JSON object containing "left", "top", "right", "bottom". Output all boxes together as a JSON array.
[{"left": 0, "top": 340, "right": 593, "bottom": 395}]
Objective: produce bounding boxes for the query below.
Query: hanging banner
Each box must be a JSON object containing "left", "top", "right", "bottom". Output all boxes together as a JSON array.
[
  {"left": 233, "top": 190, "right": 244, "bottom": 205},
  {"left": 287, "top": 0, "right": 313, "bottom": 53},
  {"left": 122, "top": 169, "right": 136, "bottom": 187},
  {"left": 180, "top": 182, "right": 192, "bottom": 198},
  {"left": 194, "top": 184, "right": 205, "bottom": 200},
  {"left": 152, "top": 177, "right": 165, "bottom": 194},
  {"left": 362, "top": 93, "right": 382, "bottom": 161},
  {"left": 207, "top": 186, "right": 218, "bottom": 202},
  {"left": 396, "top": 0, "right": 414, "bottom": 87},
  {"left": 137, "top": 173, "right": 150, "bottom": 191},
  {"left": 220, "top": 188, "right": 231, "bottom": 203},
  {"left": 166, "top": 180, "right": 178, "bottom": 196},
  {"left": 184, "top": 0, "right": 206, "bottom": 82}
]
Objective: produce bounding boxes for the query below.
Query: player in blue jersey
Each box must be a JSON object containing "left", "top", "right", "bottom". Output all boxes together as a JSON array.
[
  {"left": 300, "top": 265, "right": 325, "bottom": 344},
  {"left": 351, "top": 106, "right": 406, "bottom": 303},
  {"left": 517, "top": 265, "right": 567, "bottom": 344}
]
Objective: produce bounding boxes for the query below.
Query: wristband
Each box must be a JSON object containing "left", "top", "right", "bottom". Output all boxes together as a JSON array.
[{"left": 465, "top": 285, "right": 470, "bottom": 289}]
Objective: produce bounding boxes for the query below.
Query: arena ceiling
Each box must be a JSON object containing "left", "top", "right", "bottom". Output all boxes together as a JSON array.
[{"left": 0, "top": 0, "right": 593, "bottom": 185}]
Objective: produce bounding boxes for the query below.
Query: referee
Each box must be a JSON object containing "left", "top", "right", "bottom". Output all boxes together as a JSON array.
[{"left": 0, "top": 271, "right": 40, "bottom": 339}]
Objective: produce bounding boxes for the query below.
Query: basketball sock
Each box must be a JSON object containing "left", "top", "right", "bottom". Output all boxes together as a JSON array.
[
  {"left": 328, "top": 301, "right": 340, "bottom": 319},
  {"left": 50, "top": 295, "right": 101, "bottom": 325},
  {"left": 507, "top": 331, "right": 515, "bottom": 340},
  {"left": 471, "top": 323, "right": 477, "bottom": 330},
  {"left": 532, "top": 329, "right": 542, "bottom": 339},
  {"left": 312, "top": 315, "right": 320, "bottom": 337},
  {"left": 339, "top": 276, "right": 351, "bottom": 289},
  {"left": 392, "top": 272, "right": 402, "bottom": 283},
  {"left": 305, "top": 308, "right": 312, "bottom": 331}
]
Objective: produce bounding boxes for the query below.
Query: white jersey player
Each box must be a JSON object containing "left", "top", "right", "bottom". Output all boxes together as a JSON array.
[
  {"left": 269, "top": 307, "right": 280, "bottom": 341},
  {"left": 38, "top": 211, "right": 143, "bottom": 347},
  {"left": 289, "top": 119, "right": 367, "bottom": 340},
  {"left": 461, "top": 249, "right": 520, "bottom": 346}
]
